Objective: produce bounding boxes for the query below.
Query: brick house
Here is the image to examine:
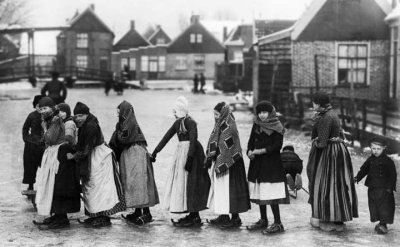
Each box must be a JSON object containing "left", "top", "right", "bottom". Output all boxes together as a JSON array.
[
  {"left": 291, "top": 0, "right": 392, "bottom": 100},
  {"left": 166, "top": 15, "right": 225, "bottom": 79},
  {"left": 112, "top": 21, "right": 168, "bottom": 80},
  {"left": 56, "top": 4, "right": 114, "bottom": 72}
]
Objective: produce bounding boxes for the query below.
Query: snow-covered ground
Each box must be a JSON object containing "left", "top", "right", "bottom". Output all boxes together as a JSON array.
[{"left": 0, "top": 85, "right": 399, "bottom": 246}]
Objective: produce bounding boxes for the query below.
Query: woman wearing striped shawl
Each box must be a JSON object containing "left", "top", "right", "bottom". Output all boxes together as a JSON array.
[
  {"left": 307, "top": 92, "right": 358, "bottom": 232},
  {"left": 206, "top": 102, "right": 250, "bottom": 228}
]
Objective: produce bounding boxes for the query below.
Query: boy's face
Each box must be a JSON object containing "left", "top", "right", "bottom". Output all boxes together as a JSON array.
[
  {"left": 39, "top": 106, "right": 52, "bottom": 115},
  {"left": 370, "top": 143, "right": 385, "bottom": 157}
]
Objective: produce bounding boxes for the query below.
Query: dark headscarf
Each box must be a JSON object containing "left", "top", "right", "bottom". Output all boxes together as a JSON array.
[
  {"left": 254, "top": 101, "right": 284, "bottom": 136},
  {"left": 73, "top": 102, "right": 90, "bottom": 115},
  {"left": 38, "top": 96, "right": 55, "bottom": 108},
  {"left": 116, "top": 100, "right": 147, "bottom": 145},
  {"left": 313, "top": 91, "right": 330, "bottom": 107},
  {"left": 32, "top": 95, "right": 43, "bottom": 108}
]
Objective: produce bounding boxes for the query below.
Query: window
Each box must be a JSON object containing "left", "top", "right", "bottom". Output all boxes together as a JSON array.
[
  {"left": 159, "top": 56, "right": 166, "bottom": 72},
  {"left": 141, "top": 56, "right": 149, "bottom": 72},
  {"left": 176, "top": 56, "right": 187, "bottom": 70},
  {"left": 121, "top": 58, "right": 128, "bottom": 70},
  {"left": 76, "top": 33, "right": 88, "bottom": 48},
  {"left": 190, "top": 34, "right": 196, "bottom": 43},
  {"left": 157, "top": 38, "right": 165, "bottom": 44},
  {"left": 129, "top": 58, "right": 136, "bottom": 71},
  {"left": 76, "top": 55, "right": 88, "bottom": 68},
  {"left": 149, "top": 56, "right": 158, "bottom": 72},
  {"left": 197, "top": 34, "right": 202, "bottom": 43},
  {"left": 337, "top": 43, "right": 368, "bottom": 85},
  {"left": 233, "top": 51, "right": 243, "bottom": 62},
  {"left": 194, "top": 55, "right": 205, "bottom": 70}
]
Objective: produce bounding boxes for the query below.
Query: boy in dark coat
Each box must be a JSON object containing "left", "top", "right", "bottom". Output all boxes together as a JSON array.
[
  {"left": 354, "top": 137, "right": 397, "bottom": 234},
  {"left": 41, "top": 71, "right": 67, "bottom": 104},
  {"left": 22, "top": 95, "right": 44, "bottom": 191},
  {"left": 281, "top": 145, "right": 303, "bottom": 193}
]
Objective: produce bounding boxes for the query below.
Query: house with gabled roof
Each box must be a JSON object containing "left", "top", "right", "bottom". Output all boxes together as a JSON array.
[
  {"left": 166, "top": 15, "right": 225, "bottom": 79},
  {"left": 146, "top": 25, "right": 171, "bottom": 46},
  {"left": 113, "top": 21, "right": 150, "bottom": 51},
  {"left": 0, "top": 34, "right": 20, "bottom": 61},
  {"left": 56, "top": 4, "right": 114, "bottom": 72},
  {"left": 252, "top": 0, "right": 392, "bottom": 105},
  {"left": 291, "top": 0, "right": 391, "bottom": 101}
]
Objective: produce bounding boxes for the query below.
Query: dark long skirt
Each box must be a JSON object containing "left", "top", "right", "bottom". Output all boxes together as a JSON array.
[
  {"left": 23, "top": 142, "right": 44, "bottom": 184},
  {"left": 51, "top": 144, "right": 80, "bottom": 214},
  {"left": 187, "top": 141, "right": 211, "bottom": 212},
  {"left": 229, "top": 158, "right": 251, "bottom": 213},
  {"left": 368, "top": 188, "right": 395, "bottom": 224},
  {"left": 308, "top": 140, "right": 358, "bottom": 222}
]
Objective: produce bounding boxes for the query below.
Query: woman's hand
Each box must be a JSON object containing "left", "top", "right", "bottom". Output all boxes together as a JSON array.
[{"left": 247, "top": 150, "right": 255, "bottom": 160}]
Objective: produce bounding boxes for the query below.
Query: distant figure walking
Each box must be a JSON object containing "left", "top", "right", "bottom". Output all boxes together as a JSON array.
[
  {"left": 193, "top": 74, "right": 199, "bottom": 94},
  {"left": 41, "top": 71, "right": 67, "bottom": 104},
  {"left": 199, "top": 73, "right": 206, "bottom": 94}
]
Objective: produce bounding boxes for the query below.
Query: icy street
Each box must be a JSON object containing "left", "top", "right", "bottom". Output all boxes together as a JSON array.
[{"left": 0, "top": 84, "right": 399, "bottom": 247}]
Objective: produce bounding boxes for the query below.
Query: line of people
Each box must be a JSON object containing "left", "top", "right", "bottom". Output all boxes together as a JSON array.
[{"left": 22, "top": 92, "right": 395, "bottom": 235}]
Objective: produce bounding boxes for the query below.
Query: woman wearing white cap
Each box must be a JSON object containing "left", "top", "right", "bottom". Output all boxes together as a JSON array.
[{"left": 150, "top": 96, "right": 210, "bottom": 227}]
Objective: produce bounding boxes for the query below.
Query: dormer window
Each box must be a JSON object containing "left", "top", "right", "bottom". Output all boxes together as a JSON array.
[
  {"left": 157, "top": 38, "right": 165, "bottom": 44},
  {"left": 77, "top": 33, "right": 88, "bottom": 48},
  {"left": 190, "top": 33, "right": 202, "bottom": 43}
]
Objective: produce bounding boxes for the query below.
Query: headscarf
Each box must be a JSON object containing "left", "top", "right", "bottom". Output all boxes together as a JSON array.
[
  {"left": 173, "top": 96, "right": 189, "bottom": 134},
  {"left": 73, "top": 102, "right": 90, "bottom": 115},
  {"left": 116, "top": 100, "right": 147, "bottom": 145},
  {"left": 32, "top": 95, "right": 43, "bottom": 108},
  {"left": 38, "top": 96, "right": 55, "bottom": 108},
  {"left": 254, "top": 104, "right": 284, "bottom": 136},
  {"left": 206, "top": 103, "right": 242, "bottom": 177}
]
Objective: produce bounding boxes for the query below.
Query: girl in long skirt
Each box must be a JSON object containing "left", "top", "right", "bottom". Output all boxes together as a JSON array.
[
  {"left": 34, "top": 98, "right": 80, "bottom": 229},
  {"left": 206, "top": 102, "right": 250, "bottom": 228},
  {"left": 306, "top": 92, "right": 358, "bottom": 232},
  {"left": 109, "top": 100, "right": 159, "bottom": 225},
  {"left": 246, "top": 101, "right": 289, "bottom": 234},
  {"left": 151, "top": 96, "right": 210, "bottom": 227}
]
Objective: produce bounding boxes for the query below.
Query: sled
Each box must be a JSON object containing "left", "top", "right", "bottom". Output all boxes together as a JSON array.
[{"left": 22, "top": 190, "right": 36, "bottom": 210}]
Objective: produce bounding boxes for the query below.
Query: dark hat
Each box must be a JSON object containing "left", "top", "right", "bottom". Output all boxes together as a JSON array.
[
  {"left": 57, "top": 103, "right": 71, "bottom": 119},
  {"left": 38, "top": 96, "right": 55, "bottom": 108},
  {"left": 312, "top": 91, "right": 330, "bottom": 107},
  {"left": 32, "top": 95, "right": 43, "bottom": 108},
  {"left": 370, "top": 137, "right": 387, "bottom": 147},
  {"left": 282, "top": 145, "right": 295, "bottom": 152},
  {"left": 214, "top": 102, "right": 226, "bottom": 112},
  {"left": 256, "top": 100, "right": 274, "bottom": 114},
  {"left": 73, "top": 102, "right": 90, "bottom": 115}
]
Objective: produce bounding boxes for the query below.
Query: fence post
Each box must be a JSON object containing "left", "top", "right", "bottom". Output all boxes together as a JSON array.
[
  {"left": 362, "top": 100, "right": 367, "bottom": 131},
  {"left": 382, "top": 102, "right": 387, "bottom": 135},
  {"left": 314, "top": 55, "right": 320, "bottom": 91}
]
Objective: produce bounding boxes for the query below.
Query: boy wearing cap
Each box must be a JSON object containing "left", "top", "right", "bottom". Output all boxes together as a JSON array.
[
  {"left": 354, "top": 137, "right": 397, "bottom": 234},
  {"left": 22, "top": 95, "right": 44, "bottom": 192}
]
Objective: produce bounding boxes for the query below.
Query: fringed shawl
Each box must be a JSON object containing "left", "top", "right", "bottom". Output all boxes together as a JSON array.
[
  {"left": 206, "top": 105, "right": 242, "bottom": 177},
  {"left": 254, "top": 107, "right": 284, "bottom": 136},
  {"left": 116, "top": 100, "right": 147, "bottom": 146}
]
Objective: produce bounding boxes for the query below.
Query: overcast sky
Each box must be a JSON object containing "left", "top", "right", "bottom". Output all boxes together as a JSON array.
[{"left": 20, "top": 0, "right": 392, "bottom": 54}]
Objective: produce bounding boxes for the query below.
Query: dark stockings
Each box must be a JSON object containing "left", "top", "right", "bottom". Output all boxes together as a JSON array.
[
  {"left": 28, "top": 183, "right": 33, "bottom": 190},
  {"left": 259, "top": 204, "right": 281, "bottom": 224},
  {"left": 189, "top": 212, "right": 200, "bottom": 218},
  {"left": 231, "top": 213, "right": 239, "bottom": 220}
]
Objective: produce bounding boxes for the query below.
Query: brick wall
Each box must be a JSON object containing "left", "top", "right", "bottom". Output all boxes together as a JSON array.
[{"left": 292, "top": 40, "right": 390, "bottom": 99}]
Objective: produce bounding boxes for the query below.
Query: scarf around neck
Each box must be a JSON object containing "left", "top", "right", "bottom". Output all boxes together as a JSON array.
[
  {"left": 206, "top": 105, "right": 242, "bottom": 177},
  {"left": 117, "top": 100, "right": 147, "bottom": 145},
  {"left": 254, "top": 107, "right": 284, "bottom": 135}
]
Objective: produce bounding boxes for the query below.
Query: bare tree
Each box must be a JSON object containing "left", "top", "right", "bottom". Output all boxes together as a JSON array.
[
  {"left": 0, "top": 0, "right": 29, "bottom": 26},
  {"left": 178, "top": 13, "right": 189, "bottom": 32}
]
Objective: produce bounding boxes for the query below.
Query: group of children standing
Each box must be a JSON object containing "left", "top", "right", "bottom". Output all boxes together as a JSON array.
[{"left": 22, "top": 93, "right": 396, "bottom": 235}]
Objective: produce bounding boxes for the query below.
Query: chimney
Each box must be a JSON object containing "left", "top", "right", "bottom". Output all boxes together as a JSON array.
[
  {"left": 190, "top": 15, "right": 200, "bottom": 24},
  {"left": 90, "top": 4, "right": 95, "bottom": 11},
  {"left": 223, "top": 26, "right": 228, "bottom": 42},
  {"left": 393, "top": 0, "right": 398, "bottom": 8},
  {"left": 130, "top": 20, "right": 135, "bottom": 30},
  {"left": 156, "top": 25, "right": 161, "bottom": 30}
]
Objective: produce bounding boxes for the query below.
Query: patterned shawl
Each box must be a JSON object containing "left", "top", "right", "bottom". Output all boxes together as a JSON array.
[
  {"left": 254, "top": 107, "right": 284, "bottom": 135},
  {"left": 312, "top": 104, "right": 333, "bottom": 121},
  {"left": 206, "top": 104, "right": 242, "bottom": 177},
  {"left": 117, "top": 100, "right": 147, "bottom": 145}
]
